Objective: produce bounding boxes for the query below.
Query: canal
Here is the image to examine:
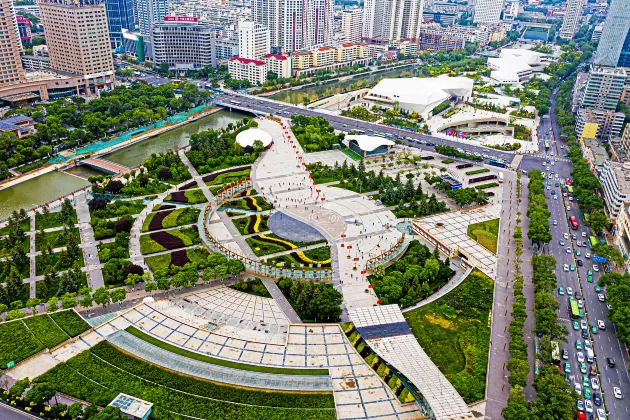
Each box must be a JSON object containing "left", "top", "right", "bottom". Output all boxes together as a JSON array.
[
  {"left": 0, "top": 109, "right": 251, "bottom": 219},
  {"left": 270, "top": 65, "right": 415, "bottom": 105}
]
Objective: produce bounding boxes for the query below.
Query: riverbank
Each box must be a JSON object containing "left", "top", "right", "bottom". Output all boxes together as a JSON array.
[{"left": 0, "top": 107, "right": 224, "bottom": 192}]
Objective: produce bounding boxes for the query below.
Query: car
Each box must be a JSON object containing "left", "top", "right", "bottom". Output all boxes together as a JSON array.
[
  {"left": 585, "top": 400, "right": 593, "bottom": 414},
  {"left": 576, "top": 240, "right": 582, "bottom": 247},
  {"left": 582, "top": 232, "right": 587, "bottom": 237},
  {"left": 567, "top": 247, "right": 572, "bottom": 253},
  {"left": 594, "top": 285, "right": 601, "bottom": 292},
  {"left": 607, "top": 303, "right": 613, "bottom": 310},
  {"left": 564, "top": 362, "right": 571, "bottom": 373},
  {"left": 586, "top": 252, "right": 591, "bottom": 258},
  {"left": 551, "top": 161, "right": 555, "bottom": 166},
  {"left": 584, "top": 386, "right": 592, "bottom": 399},
  {"left": 596, "top": 294, "right": 605, "bottom": 302},
  {"left": 577, "top": 260, "right": 583, "bottom": 267},
  {"left": 564, "top": 233, "right": 569, "bottom": 239},
  {"left": 562, "top": 349, "right": 569, "bottom": 360},
  {"left": 582, "top": 329, "right": 589, "bottom": 339},
  {"left": 577, "top": 400, "right": 584, "bottom": 412},
  {"left": 576, "top": 292, "right": 582, "bottom": 299},
  {"left": 558, "top": 287, "right": 565, "bottom": 295},
  {"left": 553, "top": 195, "right": 558, "bottom": 200},
  {"left": 563, "top": 264, "right": 569, "bottom": 272},
  {"left": 584, "top": 378, "right": 600, "bottom": 394},
  {"left": 581, "top": 320, "right": 588, "bottom": 330},
  {"left": 584, "top": 339, "right": 592, "bottom": 350},
  {"left": 556, "top": 183, "right": 559, "bottom": 187},
  {"left": 570, "top": 264, "right": 576, "bottom": 271},
  {"left": 578, "top": 299, "right": 584, "bottom": 309},
  {"left": 575, "top": 249, "right": 581, "bottom": 256},
  {"left": 588, "top": 270, "right": 593, "bottom": 276},
  {"left": 552, "top": 190, "right": 556, "bottom": 195},
  {"left": 577, "top": 352, "right": 585, "bottom": 363},
  {"left": 573, "top": 320, "right": 580, "bottom": 330},
  {"left": 575, "top": 340, "right": 583, "bottom": 350},
  {"left": 589, "top": 366, "right": 597, "bottom": 376},
  {"left": 567, "top": 287, "right": 573, "bottom": 295},
  {"left": 547, "top": 186, "right": 551, "bottom": 190},
  {"left": 597, "top": 408, "right": 606, "bottom": 420},
  {"left": 594, "top": 392, "right": 601, "bottom": 406},
  {"left": 547, "top": 181, "right": 552, "bottom": 186},
  {"left": 563, "top": 192, "right": 568, "bottom": 197},
  {"left": 583, "top": 375, "right": 590, "bottom": 388},
  {"left": 553, "top": 220, "right": 558, "bottom": 225},
  {"left": 567, "top": 206, "right": 571, "bottom": 211},
  {"left": 560, "top": 239, "right": 565, "bottom": 246},
  {"left": 575, "top": 382, "right": 582, "bottom": 394},
  {"left": 580, "top": 309, "right": 585, "bottom": 318},
  {"left": 427, "top": 142, "right": 435, "bottom": 146},
  {"left": 607, "top": 357, "right": 616, "bottom": 368},
  {"left": 588, "top": 275, "right": 593, "bottom": 283},
  {"left": 375, "top": 200, "right": 382, "bottom": 206},
  {"left": 572, "top": 234, "right": 577, "bottom": 240},
  {"left": 597, "top": 320, "right": 606, "bottom": 330},
  {"left": 593, "top": 265, "right": 599, "bottom": 272},
  {"left": 590, "top": 325, "right": 598, "bottom": 334},
  {"left": 614, "top": 387, "right": 623, "bottom": 399},
  {"left": 580, "top": 362, "right": 587, "bottom": 374},
  {"left": 569, "top": 196, "right": 574, "bottom": 201}
]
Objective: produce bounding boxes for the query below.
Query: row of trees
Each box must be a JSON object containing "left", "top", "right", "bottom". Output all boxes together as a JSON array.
[
  {"left": 277, "top": 278, "right": 342, "bottom": 321},
  {"left": 598, "top": 273, "right": 630, "bottom": 347},
  {"left": 290, "top": 115, "right": 344, "bottom": 152},
  {"left": 526, "top": 170, "right": 552, "bottom": 247}
]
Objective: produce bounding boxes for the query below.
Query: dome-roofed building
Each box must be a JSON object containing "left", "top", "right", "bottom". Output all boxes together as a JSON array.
[
  {"left": 235, "top": 128, "right": 273, "bottom": 151},
  {"left": 345, "top": 135, "right": 395, "bottom": 157}
]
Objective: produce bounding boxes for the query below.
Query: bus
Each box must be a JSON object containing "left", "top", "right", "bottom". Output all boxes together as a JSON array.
[
  {"left": 589, "top": 236, "right": 598, "bottom": 248},
  {"left": 489, "top": 159, "right": 507, "bottom": 168},
  {"left": 498, "top": 172, "right": 504, "bottom": 183},
  {"left": 569, "top": 298, "right": 580, "bottom": 319},
  {"left": 551, "top": 340, "right": 562, "bottom": 366},
  {"left": 545, "top": 141, "right": 550, "bottom": 151},
  {"left": 567, "top": 186, "right": 574, "bottom": 195},
  {"left": 566, "top": 178, "right": 573, "bottom": 186},
  {"left": 349, "top": 129, "right": 365, "bottom": 135},
  {"left": 570, "top": 216, "right": 579, "bottom": 230}
]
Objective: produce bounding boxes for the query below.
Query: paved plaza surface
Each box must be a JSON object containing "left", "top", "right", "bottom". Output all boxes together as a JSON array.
[{"left": 301, "top": 149, "right": 353, "bottom": 166}]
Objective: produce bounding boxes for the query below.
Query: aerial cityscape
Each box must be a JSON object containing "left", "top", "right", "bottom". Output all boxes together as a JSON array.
[{"left": 0, "top": 0, "right": 628, "bottom": 419}]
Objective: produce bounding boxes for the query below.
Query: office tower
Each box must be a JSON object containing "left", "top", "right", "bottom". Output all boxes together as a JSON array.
[
  {"left": 342, "top": 9, "right": 363, "bottom": 43},
  {"left": 473, "top": 0, "right": 504, "bottom": 25},
  {"left": 38, "top": 0, "right": 115, "bottom": 94},
  {"left": 106, "top": 0, "right": 136, "bottom": 47},
  {"left": 582, "top": 65, "right": 626, "bottom": 111},
  {"left": 152, "top": 19, "right": 216, "bottom": 69},
  {"left": 0, "top": 0, "right": 25, "bottom": 88},
  {"left": 252, "top": 0, "right": 333, "bottom": 52},
  {"left": 238, "top": 21, "right": 270, "bottom": 60},
  {"left": 135, "top": 0, "right": 166, "bottom": 37},
  {"left": 594, "top": 0, "right": 630, "bottom": 67},
  {"left": 559, "top": 0, "right": 584, "bottom": 40},
  {"left": 362, "top": 0, "right": 425, "bottom": 42}
]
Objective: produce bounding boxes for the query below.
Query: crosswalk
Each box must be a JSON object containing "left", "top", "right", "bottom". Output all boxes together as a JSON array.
[{"left": 529, "top": 154, "right": 571, "bottom": 162}]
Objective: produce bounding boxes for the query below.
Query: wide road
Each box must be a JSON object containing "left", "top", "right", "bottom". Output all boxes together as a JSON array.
[
  {"left": 519, "top": 95, "right": 630, "bottom": 420},
  {"left": 215, "top": 92, "right": 519, "bottom": 164}
]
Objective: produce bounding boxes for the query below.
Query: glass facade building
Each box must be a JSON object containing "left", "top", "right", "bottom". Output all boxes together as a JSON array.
[
  {"left": 594, "top": 0, "right": 630, "bottom": 67},
  {"left": 106, "top": 0, "right": 136, "bottom": 47}
]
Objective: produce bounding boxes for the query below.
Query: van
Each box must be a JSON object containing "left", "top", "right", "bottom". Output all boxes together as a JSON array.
[{"left": 587, "top": 348, "right": 594, "bottom": 363}]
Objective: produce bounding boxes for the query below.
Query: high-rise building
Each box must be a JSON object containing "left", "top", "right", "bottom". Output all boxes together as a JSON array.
[
  {"left": 37, "top": 0, "right": 115, "bottom": 94},
  {"left": 106, "top": 0, "right": 135, "bottom": 47},
  {"left": 581, "top": 65, "right": 626, "bottom": 111},
  {"left": 252, "top": 0, "right": 333, "bottom": 52},
  {"left": 0, "top": 0, "right": 25, "bottom": 88},
  {"left": 559, "top": 0, "right": 584, "bottom": 40},
  {"left": 152, "top": 19, "right": 216, "bottom": 70},
  {"left": 342, "top": 9, "right": 363, "bottom": 43},
  {"left": 473, "top": 0, "right": 504, "bottom": 25},
  {"left": 238, "top": 21, "right": 270, "bottom": 60},
  {"left": 362, "top": 0, "right": 425, "bottom": 42},
  {"left": 135, "top": 0, "right": 167, "bottom": 36},
  {"left": 594, "top": 0, "right": 630, "bottom": 67}
]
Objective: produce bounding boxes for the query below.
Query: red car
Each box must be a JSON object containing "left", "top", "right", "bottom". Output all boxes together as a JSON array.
[{"left": 590, "top": 366, "right": 597, "bottom": 376}]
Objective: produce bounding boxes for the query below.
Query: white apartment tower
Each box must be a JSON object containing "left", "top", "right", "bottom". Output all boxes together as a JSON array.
[
  {"left": 238, "top": 21, "right": 270, "bottom": 59},
  {"left": 135, "top": 0, "right": 167, "bottom": 36},
  {"left": 559, "top": 0, "right": 584, "bottom": 40},
  {"left": 252, "top": 0, "right": 334, "bottom": 52},
  {"left": 0, "top": 0, "right": 25, "bottom": 87},
  {"left": 342, "top": 9, "right": 363, "bottom": 43},
  {"left": 473, "top": 0, "right": 504, "bottom": 25},
  {"left": 362, "top": 0, "right": 425, "bottom": 42}
]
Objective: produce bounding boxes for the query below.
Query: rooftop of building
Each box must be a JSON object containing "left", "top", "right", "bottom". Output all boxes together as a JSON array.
[
  {"left": 365, "top": 76, "right": 474, "bottom": 108},
  {"left": 590, "top": 65, "right": 627, "bottom": 76},
  {"left": 109, "top": 393, "right": 153, "bottom": 419},
  {"left": 584, "top": 138, "right": 610, "bottom": 167},
  {"left": 263, "top": 54, "right": 287, "bottom": 61},
  {"left": 609, "top": 162, "right": 630, "bottom": 194},
  {"left": 235, "top": 128, "right": 273, "bottom": 148},
  {"left": 346, "top": 135, "right": 395, "bottom": 152},
  {"left": 0, "top": 115, "right": 34, "bottom": 131},
  {"left": 229, "top": 57, "right": 265, "bottom": 66}
]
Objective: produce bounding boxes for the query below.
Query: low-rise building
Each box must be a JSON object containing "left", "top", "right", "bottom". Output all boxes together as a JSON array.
[
  {"left": 228, "top": 57, "right": 267, "bottom": 85},
  {"left": 262, "top": 54, "right": 291, "bottom": 79},
  {"left": 290, "top": 43, "right": 370, "bottom": 77},
  {"left": 22, "top": 55, "right": 51, "bottom": 71},
  {"left": 488, "top": 48, "right": 552, "bottom": 85},
  {"left": 0, "top": 115, "right": 36, "bottom": 138},
  {"left": 576, "top": 107, "right": 625, "bottom": 139},
  {"left": 416, "top": 28, "right": 466, "bottom": 51},
  {"left": 0, "top": 70, "right": 90, "bottom": 106},
  {"left": 600, "top": 160, "right": 630, "bottom": 220},
  {"left": 580, "top": 137, "right": 610, "bottom": 174}
]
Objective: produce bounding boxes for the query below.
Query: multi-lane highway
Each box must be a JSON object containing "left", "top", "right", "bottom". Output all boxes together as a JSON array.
[
  {"left": 219, "top": 90, "right": 630, "bottom": 418},
  {"left": 519, "top": 98, "right": 630, "bottom": 420}
]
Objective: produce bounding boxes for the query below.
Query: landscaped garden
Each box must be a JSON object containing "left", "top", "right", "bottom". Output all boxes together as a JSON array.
[
  {"left": 89, "top": 198, "right": 144, "bottom": 240},
  {"left": 140, "top": 226, "right": 201, "bottom": 254},
  {"left": 276, "top": 278, "right": 342, "bottom": 322},
  {"left": 142, "top": 207, "right": 200, "bottom": 232},
  {"left": 33, "top": 341, "right": 336, "bottom": 420},
  {"left": 290, "top": 115, "right": 344, "bottom": 153},
  {"left": 264, "top": 246, "right": 331, "bottom": 268},
  {"left": 230, "top": 278, "right": 272, "bottom": 298},
  {"left": 164, "top": 189, "right": 208, "bottom": 204},
  {"left": 144, "top": 247, "right": 210, "bottom": 272},
  {"left": 204, "top": 167, "right": 251, "bottom": 186},
  {"left": 369, "top": 240, "right": 454, "bottom": 308},
  {"left": 231, "top": 214, "right": 269, "bottom": 235},
  {"left": 467, "top": 218, "right": 500, "bottom": 254},
  {"left": 246, "top": 233, "right": 326, "bottom": 257},
  {"left": 223, "top": 196, "right": 272, "bottom": 212},
  {"left": 35, "top": 199, "right": 77, "bottom": 230},
  {"left": 403, "top": 270, "right": 493, "bottom": 403}
]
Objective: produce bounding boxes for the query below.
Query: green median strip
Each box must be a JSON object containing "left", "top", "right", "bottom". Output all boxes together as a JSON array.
[{"left": 125, "top": 326, "right": 329, "bottom": 376}]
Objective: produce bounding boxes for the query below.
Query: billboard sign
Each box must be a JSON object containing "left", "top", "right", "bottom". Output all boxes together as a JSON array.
[{"left": 164, "top": 16, "right": 198, "bottom": 23}]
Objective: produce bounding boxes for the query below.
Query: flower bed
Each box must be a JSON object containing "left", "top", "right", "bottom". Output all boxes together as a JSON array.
[
  {"left": 49, "top": 310, "right": 91, "bottom": 337},
  {"left": 292, "top": 246, "right": 332, "bottom": 266},
  {"left": 153, "top": 204, "right": 176, "bottom": 211},
  {"left": 238, "top": 189, "right": 258, "bottom": 197},
  {"left": 202, "top": 165, "right": 251, "bottom": 183},
  {"left": 180, "top": 180, "right": 199, "bottom": 190},
  {"left": 164, "top": 189, "right": 207, "bottom": 204},
  {"left": 141, "top": 227, "right": 200, "bottom": 254},
  {"left": 145, "top": 247, "right": 209, "bottom": 272},
  {"left": 143, "top": 207, "right": 200, "bottom": 232},
  {"left": 475, "top": 182, "right": 499, "bottom": 190},
  {"left": 205, "top": 168, "right": 251, "bottom": 186},
  {"left": 232, "top": 215, "right": 269, "bottom": 235},
  {"left": 223, "top": 196, "right": 272, "bottom": 212},
  {"left": 146, "top": 209, "right": 172, "bottom": 231}
]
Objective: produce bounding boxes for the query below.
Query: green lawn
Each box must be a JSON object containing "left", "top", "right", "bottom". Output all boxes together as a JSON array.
[
  {"left": 467, "top": 218, "right": 499, "bottom": 254},
  {"left": 340, "top": 147, "right": 362, "bottom": 161},
  {"left": 0, "top": 235, "right": 30, "bottom": 258},
  {"left": 36, "top": 228, "right": 80, "bottom": 252},
  {"left": 205, "top": 168, "right": 251, "bottom": 186},
  {"left": 403, "top": 271, "right": 493, "bottom": 403},
  {"left": 35, "top": 211, "right": 77, "bottom": 230},
  {"left": 0, "top": 218, "right": 30, "bottom": 236},
  {"left": 36, "top": 251, "right": 85, "bottom": 276}
]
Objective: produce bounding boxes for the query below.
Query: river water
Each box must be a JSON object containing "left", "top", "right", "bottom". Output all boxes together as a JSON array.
[
  {"left": 0, "top": 109, "right": 251, "bottom": 219},
  {"left": 270, "top": 66, "right": 415, "bottom": 105}
]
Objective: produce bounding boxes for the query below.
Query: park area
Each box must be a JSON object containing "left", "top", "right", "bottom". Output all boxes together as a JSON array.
[
  {"left": 466, "top": 218, "right": 499, "bottom": 254},
  {"left": 403, "top": 270, "right": 493, "bottom": 403}
]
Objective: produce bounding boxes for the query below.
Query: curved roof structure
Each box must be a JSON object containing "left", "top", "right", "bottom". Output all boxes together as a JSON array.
[
  {"left": 235, "top": 128, "right": 273, "bottom": 148},
  {"left": 346, "top": 134, "right": 395, "bottom": 151}
]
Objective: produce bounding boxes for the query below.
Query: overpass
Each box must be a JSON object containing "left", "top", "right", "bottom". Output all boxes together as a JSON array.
[
  {"left": 437, "top": 115, "right": 514, "bottom": 136},
  {"left": 80, "top": 157, "right": 131, "bottom": 175}
]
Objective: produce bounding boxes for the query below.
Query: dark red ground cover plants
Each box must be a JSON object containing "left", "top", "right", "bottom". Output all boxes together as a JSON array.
[
  {"left": 202, "top": 165, "right": 251, "bottom": 182},
  {"left": 166, "top": 191, "right": 188, "bottom": 203},
  {"left": 150, "top": 231, "right": 185, "bottom": 249},
  {"left": 149, "top": 209, "right": 173, "bottom": 231},
  {"left": 169, "top": 250, "right": 190, "bottom": 267}
]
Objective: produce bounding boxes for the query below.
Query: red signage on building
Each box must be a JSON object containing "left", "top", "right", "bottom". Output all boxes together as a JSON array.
[{"left": 164, "top": 16, "right": 198, "bottom": 23}]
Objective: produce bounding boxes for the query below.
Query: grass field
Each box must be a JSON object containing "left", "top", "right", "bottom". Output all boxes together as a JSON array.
[
  {"left": 466, "top": 218, "right": 499, "bottom": 254},
  {"left": 403, "top": 270, "right": 493, "bottom": 403}
]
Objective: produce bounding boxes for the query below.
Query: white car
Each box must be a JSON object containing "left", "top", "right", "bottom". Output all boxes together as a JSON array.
[
  {"left": 591, "top": 377, "right": 600, "bottom": 390},
  {"left": 581, "top": 320, "right": 588, "bottom": 330},
  {"left": 575, "top": 382, "right": 582, "bottom": 394},
  {"left": 547, "top": 186, "right": 551, "bottom": 190},
  {"left": 567, "top": 287, "right": 574, "bottom": 295},
  {"left": 593, "top": 265, "right": 599, "bottom": 272},
  {"left": 585, "top": 400, "right": 593, "bottom": 414},
  {"left": 564, "top": 233, "right": 569, "bottom": 239},
  {"left": 597, "top": 408, "right": 606, "bottom": 420},
  {"left": 563, "top": 264, "right": 569, "bottom": 272},
  {"left": 567, "top": 247, "right": 572, "bottom": 253},
  {"left": 560, "top": 240, "right": 565, "bottom": 246},
  {"left": 598, "top": 294, "right": 605, "bottom": 302},
  {"left": 569, "top": 197, "right": 574, "bottom": 201},
  {"left": 582, "top": 232, "right": 587, "bottom": 237},
  {"left": 584, "top": 339, "right": 592, "bottom": 350},
  {"left": 577, "top": 299, "right": 583, "bottom": 309},
  {"left": 551, "top": 161, "right": 555, "bottom": 166},
  {"left": 577, "top": 352, "right": 585, "bottom": 363},
  {"left": 554, "top": 195, "right": 558, "bottom": 200},
  {"left": 554, "top": 220, "right": 558, "bottom": 225},
  {"left": 614, "top": 386, "right": 623, "bottom": 399},
  {"left": 567, "top": 206, "right": 571, "bottom": 210},
  {"left": 597, "top": 320, "right": 606, "bottom": 330},
  {"left": 586, "top": 253, "right": 591, "bottom": 259}
]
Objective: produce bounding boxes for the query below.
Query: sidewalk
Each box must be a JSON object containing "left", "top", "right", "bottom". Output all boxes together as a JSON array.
[{"left": 75, "top": 192, "right": 104, "bottom": 290}]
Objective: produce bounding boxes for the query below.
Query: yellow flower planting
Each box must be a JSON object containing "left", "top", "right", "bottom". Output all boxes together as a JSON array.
[
  {"left": 250, "top": 197, "right": 262, "bottom": 211},
  {"left": 259, "top": 234, "right": 297, "bottom": 249},
  {"left": 253, "top": 215, "right": 262, "bottom": 232},
  {"left": 296, "top": 251, "right": 331, "bottom": 265}
]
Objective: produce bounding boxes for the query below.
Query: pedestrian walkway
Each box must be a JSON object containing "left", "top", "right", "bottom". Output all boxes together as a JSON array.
[
  {"left": 75, "top": 192, "right": 104, "bottom": 289},
  {"left": 28, "top": 214, "right": 36, "bottom": 298},
  {"left": 260, "top": 279, "right": 301, "bottom": 323}
]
